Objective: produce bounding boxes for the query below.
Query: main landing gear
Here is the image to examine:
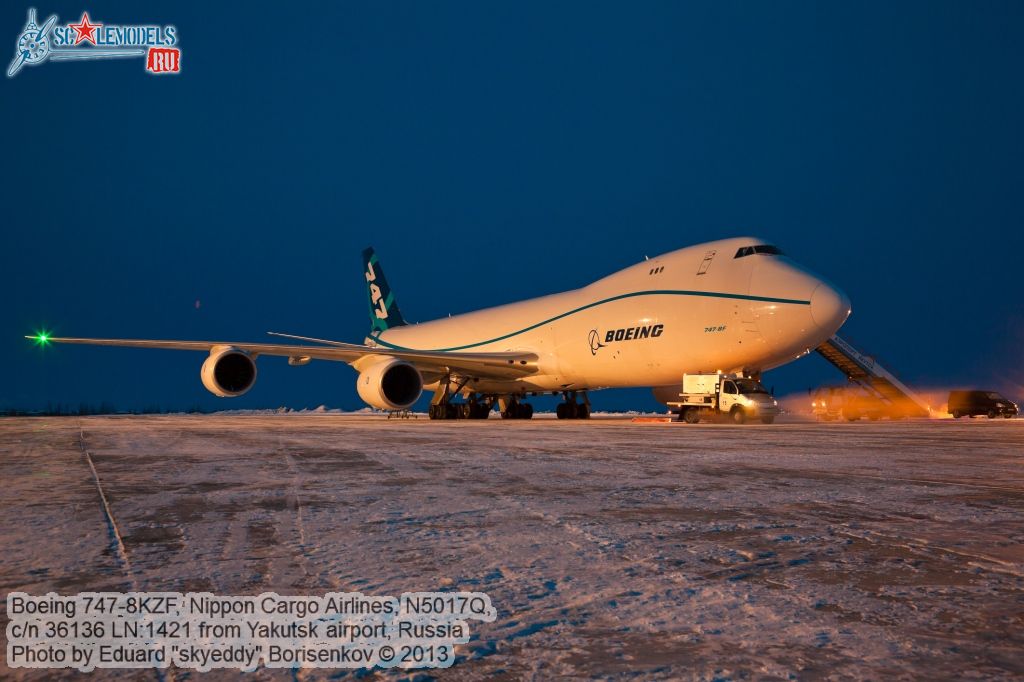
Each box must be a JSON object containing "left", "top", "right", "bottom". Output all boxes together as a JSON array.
[
  {"left": 427, "top": 390, "right": 535, "bottom": 421},
  {"left": 428, "top": 375, "right": 494, "bottom": 420},
  {"left": 556, "top": 391, "right": 590, "bottom": 420},
  {"left": 499, "top": 396, "right": 534, "bottom": 420},
  {"left": 428, "top": 399, "right": 492, "bottom": 420}
]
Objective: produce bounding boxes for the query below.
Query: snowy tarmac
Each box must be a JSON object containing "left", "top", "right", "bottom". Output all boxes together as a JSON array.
[{"left": 1, "top": 414, "right": 1022, "bottom": 680}]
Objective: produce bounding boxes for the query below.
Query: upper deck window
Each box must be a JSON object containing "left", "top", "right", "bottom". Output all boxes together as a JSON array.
[{"left": 734, "top": 244, "right": 784, "bottom": 259}]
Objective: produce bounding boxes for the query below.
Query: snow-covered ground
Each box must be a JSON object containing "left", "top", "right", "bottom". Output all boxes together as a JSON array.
[{"left": 1, "top": 415, "right": 1022, "bottom": 680}]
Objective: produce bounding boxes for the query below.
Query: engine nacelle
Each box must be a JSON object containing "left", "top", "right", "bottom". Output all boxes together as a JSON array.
[
  {"left": 201, "top": 347, "right": 257, "bottom": 397},
  {"left": 356, "top": 357, "right": 422, "bottom": 410}
]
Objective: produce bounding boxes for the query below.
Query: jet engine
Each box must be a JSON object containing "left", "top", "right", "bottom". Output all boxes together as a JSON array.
[
  {"left": 356, "top": 357, "right": 422, "bottom": 410},
  {"left": 201, "top": 347, "right": 257, "bottom": 397}
]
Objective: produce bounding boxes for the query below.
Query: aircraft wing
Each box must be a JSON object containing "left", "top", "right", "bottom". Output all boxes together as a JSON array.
[{"left": 30, "top": 336, "right": 539, "bottom": 380}]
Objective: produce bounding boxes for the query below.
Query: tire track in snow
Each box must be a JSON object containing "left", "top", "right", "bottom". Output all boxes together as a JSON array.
[
  {"left": 77, "top": 425, "right": 132, "bottom": 578},
  {"left": 77, "top": 423, "right": 174, "bottom": 682}
]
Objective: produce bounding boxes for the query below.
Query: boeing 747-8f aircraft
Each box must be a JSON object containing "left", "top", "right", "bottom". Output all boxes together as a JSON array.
[{"left": 30, "top": 237, "right": 850, "bottom": 420}]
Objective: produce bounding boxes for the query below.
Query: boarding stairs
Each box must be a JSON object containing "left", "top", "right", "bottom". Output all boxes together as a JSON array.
[{"left": 816, "top": 335, "right": 930, "bottom": 417}]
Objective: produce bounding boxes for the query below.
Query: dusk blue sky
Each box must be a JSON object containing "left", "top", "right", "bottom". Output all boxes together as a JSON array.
[{"left": 3, "top": 1, "right": 1023, "bottom": 412}]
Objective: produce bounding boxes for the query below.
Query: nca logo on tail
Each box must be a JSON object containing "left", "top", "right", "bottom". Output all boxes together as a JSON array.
[{"left": 365, "top": 261, "right": 388, "bottom": 321}]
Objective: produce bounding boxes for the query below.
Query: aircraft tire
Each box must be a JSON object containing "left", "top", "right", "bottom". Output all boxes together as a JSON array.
[
  {"left": 576, "top": 404, "right": 590, "bottom": 419},
  {"left": 429, "top": 404, "right": 460, "bottom": 420},
  {"left": 503, "top": 401, "right": 533, "bottom": 419}
]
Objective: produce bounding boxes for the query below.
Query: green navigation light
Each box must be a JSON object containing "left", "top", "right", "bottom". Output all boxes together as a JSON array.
[{"left": 30, "top": 330, "right": 52, "bottom": 346}]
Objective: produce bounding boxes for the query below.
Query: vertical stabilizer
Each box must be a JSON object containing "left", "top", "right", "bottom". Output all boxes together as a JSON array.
[{"left": 362, "top": 247, "right": 408, "bottom": 334}]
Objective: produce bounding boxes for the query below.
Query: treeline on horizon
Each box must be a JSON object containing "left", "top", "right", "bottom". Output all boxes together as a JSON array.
[
  {"left": 0, "top": 403, "right": 218, "bottom": 417},
  {"left": 0, "top": 404, "right": 362, "bottom": 417}
]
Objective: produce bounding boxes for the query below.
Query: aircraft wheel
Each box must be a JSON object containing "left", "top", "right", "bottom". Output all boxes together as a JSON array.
[
  {"left": 556, "top": 403, "right": 567, "bottom": 419},
  {"left": 429, "top": 404, "right": 460, "bottom": 420},
  {"left": 730, "top": 407, "right": 746, "bottom": 425},
  {"left": 576, "top": 403, "right": 590, "bottom": 419},
  {"left": 760, "top": 416, "right": 775, "bottom": 424},
  {"left": 503, "top": 401, "right": 532, "bottom": 419},
  {"left": 469, "top": 402, "right": 490, "bottom": 419},
  {"left": 683, "top": 408, "right": 701, "bottom": 424}
]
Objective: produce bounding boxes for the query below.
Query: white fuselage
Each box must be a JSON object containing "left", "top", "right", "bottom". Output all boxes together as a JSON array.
[{"left": 370, "top": 237, "right": 851, "bottom": 394}]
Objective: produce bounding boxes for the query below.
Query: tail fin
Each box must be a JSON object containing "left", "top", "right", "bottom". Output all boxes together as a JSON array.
[{"left": 363, "top": 247, "right": 408, "bottom": 334}]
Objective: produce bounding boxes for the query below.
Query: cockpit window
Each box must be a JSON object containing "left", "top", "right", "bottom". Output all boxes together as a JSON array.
[{"left": 734, "top": 245, "right": 784, "bottom": 258}]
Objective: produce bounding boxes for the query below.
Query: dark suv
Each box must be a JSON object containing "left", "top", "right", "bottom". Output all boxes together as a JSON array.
[{"left": 948, "top": 390, "right": 1019, "bottom": 419}]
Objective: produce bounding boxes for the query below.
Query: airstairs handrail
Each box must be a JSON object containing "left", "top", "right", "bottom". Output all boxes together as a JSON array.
[{"left": 817, "top": 335, "right": 932, "bottom": 416}]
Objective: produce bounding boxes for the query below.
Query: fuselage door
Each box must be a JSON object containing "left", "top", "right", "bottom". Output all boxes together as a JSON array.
[{"left": 696, "top": 250, "right": 716, "bottom": 276}]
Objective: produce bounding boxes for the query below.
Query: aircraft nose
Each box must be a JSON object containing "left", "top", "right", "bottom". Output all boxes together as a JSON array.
[{"left": 809, "top": 282, "right": 851, "bottom": 332}]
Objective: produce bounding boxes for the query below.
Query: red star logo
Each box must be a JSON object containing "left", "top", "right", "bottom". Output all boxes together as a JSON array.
[{"left": 68, "top": 12, "right": 102, "bottom": 45}]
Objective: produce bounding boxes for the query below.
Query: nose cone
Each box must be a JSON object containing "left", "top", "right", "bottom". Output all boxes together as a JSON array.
[{"left": 809, "top": 282, "right": 851, "bottom": 332}]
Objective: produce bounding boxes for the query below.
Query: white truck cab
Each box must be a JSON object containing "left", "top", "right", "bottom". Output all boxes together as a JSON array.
[{"left": 667, "top": 373, "right": 780, "bottom": 424}]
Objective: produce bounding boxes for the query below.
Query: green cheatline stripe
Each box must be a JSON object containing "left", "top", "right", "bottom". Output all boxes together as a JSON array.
[{"left": 372, "top": 289, "right": 811, "bottom": 352}]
